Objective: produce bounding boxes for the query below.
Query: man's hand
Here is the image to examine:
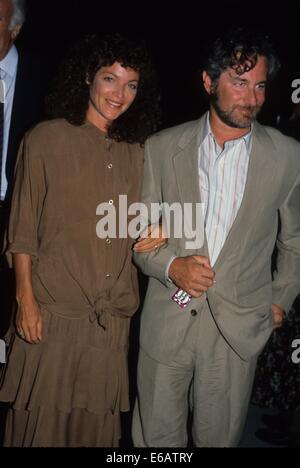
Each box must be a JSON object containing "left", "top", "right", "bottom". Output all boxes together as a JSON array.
[
  {"left": 271, "top": 303, "right": 286, "bottom": 329},
  {"left": 169, "top": 255, "right": 215, "bottom": 298},
  {"left": 16, "top": 294, "right": 43, "bottom": 344},
  {"left": 133, "top": 224, "right": 166, "bottom": 253}
]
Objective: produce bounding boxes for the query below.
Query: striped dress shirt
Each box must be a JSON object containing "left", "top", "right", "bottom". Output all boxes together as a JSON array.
[
  {"left": 199, "top": 113, "right": 253, "bottom": 266},
  {"left": 0, "top": 45, "right": 18, "bottom": 200}
]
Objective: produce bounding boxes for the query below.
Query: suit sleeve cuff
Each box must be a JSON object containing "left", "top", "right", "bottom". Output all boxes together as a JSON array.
[{"left": 165, "top": 255, "right": 177, "bottom": 283}]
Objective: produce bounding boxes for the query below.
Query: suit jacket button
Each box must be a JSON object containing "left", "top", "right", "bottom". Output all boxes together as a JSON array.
[{"left": 191, "top": 309, "right": 197, "bottom": 317}]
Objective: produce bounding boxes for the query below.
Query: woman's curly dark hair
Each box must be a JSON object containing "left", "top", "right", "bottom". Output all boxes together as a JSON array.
[
  {"left": 203, "top": 27, "right": 281, "bottom": 84},
  {"left": 46, "top": 33, "right": 161, "bottom": 144}
]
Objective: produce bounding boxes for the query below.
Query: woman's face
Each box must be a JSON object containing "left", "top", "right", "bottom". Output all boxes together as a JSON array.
[{"left": 86, "top": 61, "right": 140, "bottom": 132}]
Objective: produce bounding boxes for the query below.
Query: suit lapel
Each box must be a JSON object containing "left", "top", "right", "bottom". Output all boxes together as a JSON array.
[
  {"left": 170, "top": 118, "right": 276, "bottom": 262},
  {"left": 5, "top": 51, "right": 53, "bottom": 201},
  {"left": 172, "top": 116, "right": 209, "bottom": 255},
  {"left": 6, "top": 53, "right": 27, "bottom": 183},
  {"left": 173, "top": 134, "right": 201, "bottom": 206},
  {"left": 213, "top": 122, "right": 277, "bottom": 269}
]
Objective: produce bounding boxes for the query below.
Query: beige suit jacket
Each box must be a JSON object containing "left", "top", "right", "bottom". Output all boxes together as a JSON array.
[{"left": 134, "top": 114, "right": 300, "bottom": 362}]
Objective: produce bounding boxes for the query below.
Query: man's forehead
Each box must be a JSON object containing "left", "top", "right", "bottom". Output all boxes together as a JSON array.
[
  {"left": 0, "top": 0, "right": 13, "bottom": 14},
  {"left": 227, "top": 69, "right": 248, "bottom": 79}
]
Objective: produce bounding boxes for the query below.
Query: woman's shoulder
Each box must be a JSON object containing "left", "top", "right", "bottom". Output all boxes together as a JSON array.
[
  {"left": 19, "top": 120, "right": 84, "bottom": 167},
  {"left": 26, "top": 119, "right": 76, "bottom": 141}
]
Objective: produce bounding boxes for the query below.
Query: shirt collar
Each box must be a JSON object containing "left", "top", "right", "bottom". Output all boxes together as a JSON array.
[
  {"left": 0, "top": 44, "right": 18, "bottom": 78},
  {"left": 201, "top": 111, "right": 253, "bottom": 152}
]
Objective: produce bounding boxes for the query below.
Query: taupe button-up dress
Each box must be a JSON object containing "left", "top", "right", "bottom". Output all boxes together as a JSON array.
[{"left": 0, "top": 119, "right": 144, "bottom": 447}]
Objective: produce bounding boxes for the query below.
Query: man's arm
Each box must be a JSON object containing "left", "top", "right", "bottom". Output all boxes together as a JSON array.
[
  {"left": 272, "top": 171, "right": 300, "bottom": 313},
  {"left": 133, "top": 139, "right": 215, "bottom": 294},
  {"left": 132, "top": 139, "right": 181, "bottom": 286}
]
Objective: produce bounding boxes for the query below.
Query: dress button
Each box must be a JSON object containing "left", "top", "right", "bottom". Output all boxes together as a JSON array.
[
  {"left": 109, "top": 200, "right": 114, "bottom": 205},
  {"left": 107, "top": 163, "right": 113, "bottom": 169},
  {"left": 106, "top": 238, "right": 112, "bottom": 246},
  {"left": 105, "top": 273, "right": 111, "bottom": 280},
  {"left": 191, "top": 309, "right": 198, "bottom": 317}
]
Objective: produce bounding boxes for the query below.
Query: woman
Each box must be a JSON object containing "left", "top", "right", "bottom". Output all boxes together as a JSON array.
[{"left": 0, "top": 33, "right": 162, "bottom": 447}]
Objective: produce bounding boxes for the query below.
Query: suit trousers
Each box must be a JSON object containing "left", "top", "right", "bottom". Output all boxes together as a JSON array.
[{"left": 132, "top": 299, "right": 258, "bottom": 447}]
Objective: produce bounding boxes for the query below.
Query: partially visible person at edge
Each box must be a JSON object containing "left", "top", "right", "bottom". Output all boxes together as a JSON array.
[
  {"left": 0, "top": 0, "right": 54, "bottom": 338},
  {"left": 132, "top": 27, "right": 300, "bottom": 447},
  {"left": 0, "top": 33, "right": 163, "bottom": 447}
]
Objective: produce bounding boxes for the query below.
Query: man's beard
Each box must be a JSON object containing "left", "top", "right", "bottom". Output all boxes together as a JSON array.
[{"left": 210, "top": 90, "right": 262, "bottom": 129}]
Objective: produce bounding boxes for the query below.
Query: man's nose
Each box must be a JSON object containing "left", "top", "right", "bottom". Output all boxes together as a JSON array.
[{"left": 246, "top": 87, "right": 258, "bottom": 106}]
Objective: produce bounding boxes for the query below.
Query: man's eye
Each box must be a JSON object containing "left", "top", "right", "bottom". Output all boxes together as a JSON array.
[{"left": 103, "top": 76, "right": 113, "bottom": 82}]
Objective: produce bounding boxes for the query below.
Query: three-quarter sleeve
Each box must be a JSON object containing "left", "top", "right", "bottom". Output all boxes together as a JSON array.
[{"left": 5, "top": 130, "right": 47, "bottom": 267}]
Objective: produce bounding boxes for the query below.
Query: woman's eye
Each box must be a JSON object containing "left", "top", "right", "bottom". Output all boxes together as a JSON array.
[
  {"left": 128, "top": 83, "right": 138, "bottom": 91},
  {"left": 103, "top": 76, "right": 114, "bottom": 82}
]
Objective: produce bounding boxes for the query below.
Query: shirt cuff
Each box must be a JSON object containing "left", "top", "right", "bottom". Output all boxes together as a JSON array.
[{"left": 165, "top": 255, "right": 177, "bottom": 283}]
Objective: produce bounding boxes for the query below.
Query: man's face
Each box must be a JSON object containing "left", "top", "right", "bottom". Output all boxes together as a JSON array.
[
  {"left": 0, "top": 0, "right": 21, "bottom": 60},
  {"left": 203, "top": 55, "right": 268, "bottom": 129}
]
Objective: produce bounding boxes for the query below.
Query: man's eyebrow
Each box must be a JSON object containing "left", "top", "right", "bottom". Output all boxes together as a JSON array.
[
  {"left": 228, "top": 73, "right": 267, "bottom": 85},
  {"left": 256, "top": 80, "right": 267, "bottom": 86}
]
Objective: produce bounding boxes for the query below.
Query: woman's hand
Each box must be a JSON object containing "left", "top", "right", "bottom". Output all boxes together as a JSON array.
[
  {"left": 133, "top": 224, "right": 166, "bottom": 253},
  {"left": 13, "top": 253, "right": 42, "bottom": 344},
  {"left": 16, "top": 294, "right": 43, "bottom": 344}
]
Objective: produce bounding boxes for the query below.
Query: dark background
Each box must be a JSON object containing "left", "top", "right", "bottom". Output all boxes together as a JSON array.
[
  {"left": 5, "top": 0, "right": 300, "bottom": 446},
  {"left": 16, "top": 0, "right": 300, "bottom": 127}
]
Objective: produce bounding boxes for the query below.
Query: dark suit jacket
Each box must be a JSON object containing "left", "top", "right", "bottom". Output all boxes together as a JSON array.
[{"left": 5, "top": 49, "right": 53, "bottom": 203}]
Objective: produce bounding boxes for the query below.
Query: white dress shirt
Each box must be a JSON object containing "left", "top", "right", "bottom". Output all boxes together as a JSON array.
[
  {"left": 0, "top": 45, "right": 18, "bottom": 200},
  {"left": 166, "top": 113, "right": 253, "bottom": 280},
  {"left": 199, "top": 113, "right": 252, "bottom": 266}
]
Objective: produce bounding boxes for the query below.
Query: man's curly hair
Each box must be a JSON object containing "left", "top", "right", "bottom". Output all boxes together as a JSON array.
[
  {"left": 203, "top": 27, "right": 281, "bottom": 84},
  {"left": 46, "top": 33, "right": 161, "bottom": 144}
]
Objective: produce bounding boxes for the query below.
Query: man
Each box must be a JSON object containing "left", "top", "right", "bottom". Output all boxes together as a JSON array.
[
  {"left": 0, "top": 0, "right": 52, "bottom": 337},
  {"left": 132, "top": 28, "right": 300, "bottom": 447},
  {"left": 0, "top": 0, "right": 51, "bottom": 446}
]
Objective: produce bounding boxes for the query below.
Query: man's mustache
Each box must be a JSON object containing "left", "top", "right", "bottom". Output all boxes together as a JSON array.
[{"left": 235, "top": 104, "right": 261, "bottom": 113}]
